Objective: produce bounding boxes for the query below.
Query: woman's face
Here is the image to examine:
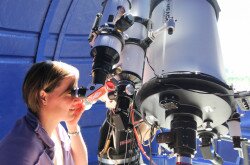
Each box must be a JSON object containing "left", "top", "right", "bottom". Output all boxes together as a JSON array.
[{"left": 44, "top": 76, "right": 83, "bottom": 122}]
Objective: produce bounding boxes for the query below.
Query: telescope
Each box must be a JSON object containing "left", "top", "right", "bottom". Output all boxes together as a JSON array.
[{"left": 86, "top": 0, "right": 250, "bottom": 164}]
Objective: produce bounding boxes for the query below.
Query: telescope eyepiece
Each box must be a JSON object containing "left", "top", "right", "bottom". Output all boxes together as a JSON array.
[{"left": 71, "top": 87, "right": 87, "bottom": 98}]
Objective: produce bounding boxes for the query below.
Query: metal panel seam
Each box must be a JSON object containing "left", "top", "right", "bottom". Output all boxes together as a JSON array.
[
  {"left": 35, "top": 0, "right": 60, "bottom": 63},
  {"left": 53, "top": 0, "right": 80, "bottom": 60}
]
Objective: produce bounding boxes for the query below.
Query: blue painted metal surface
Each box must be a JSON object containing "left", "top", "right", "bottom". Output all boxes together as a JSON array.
[{"left": 0, "top": 0, "right": 249, "bottom": 164}]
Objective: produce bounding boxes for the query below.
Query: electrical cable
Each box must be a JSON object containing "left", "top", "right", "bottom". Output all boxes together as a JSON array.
[
  {"left": 142, "top": 127, "right": 158, "bottom": 146},
  {"left": 133, "top": 108, "right": 143, "bottom": 119},
  {"left": 124, "top": 103, "right": 132, "bottom": 164},
  {"left": 101, "top": 0, "right": 108, "bottom": 14},
  {"left": 149, "top": 126, "right": 154, "bottom": 165},
  {"left": 142, "top": 58, "right": 250, "bottom": 98},
  {"left": 133, "top": 119, "right": 144, "bottom": 127},
  {"left": 138, "top": 128, "right": 143, "bottom": 145},
  {"left": 130, "top": 107, "right": 157, "bottom": 165},
  {"left": 159, "top": 83, "right": 240, "bottom": 97},
  {"left": 106, "top": 113, "right": 116, "bottom": 128},
  {"left": 99, "top": 118, "right": 112, "bottom": 157},
  {"left": 145, "top": 55, "right": 159, "bottom": 78},
  {"left": 107, "top": 147, "right": 119, "bottom": 164},
  {"left": 142, "top": 128, "right": 151, "bottom": 146},
  {"left": 124, "top": 131, "right": 129, "bottom": 165}
]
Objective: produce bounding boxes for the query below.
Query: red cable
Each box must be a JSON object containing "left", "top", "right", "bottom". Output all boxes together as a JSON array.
[{"left": 130, "top": 108, "right": 157, "bottom": 165}]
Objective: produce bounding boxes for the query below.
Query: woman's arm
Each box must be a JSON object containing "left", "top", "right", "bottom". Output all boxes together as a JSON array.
[
  {"left": 67, "top": 124, "right": 88, "bottom": 165},
  {"left": 66, "top": 102, "right": 88, "bottom": 165}
]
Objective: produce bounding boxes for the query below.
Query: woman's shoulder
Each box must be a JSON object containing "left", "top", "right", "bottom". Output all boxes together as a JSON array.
[
  {"left": 0, "top": 117, "right": 44, "bottom": 151},
  {"left": 0, "top": 128, "right": 43, "bottom": 164}
]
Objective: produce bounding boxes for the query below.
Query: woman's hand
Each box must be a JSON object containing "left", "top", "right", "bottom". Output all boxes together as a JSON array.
[{"left": 66, "top": 101, "right": 85, "bottom": 131}]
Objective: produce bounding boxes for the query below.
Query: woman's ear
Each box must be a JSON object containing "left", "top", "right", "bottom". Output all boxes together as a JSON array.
[{"left": 40, "top": 90, "right": 48, "bottom": 106}]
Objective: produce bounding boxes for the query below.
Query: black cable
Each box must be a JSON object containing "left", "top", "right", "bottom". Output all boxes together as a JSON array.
[
  {"left": 162, "top": 83, "right": 243, "bottom": 97},
  {"left": 106, "top": 116, "right": 116, "bottom": 128},
  {"left": 101, "top": 0, "right": 108, "bottom": 14},
  {"left": 136, "top": 125, "right": 143, "bottom": 143},
  {"left": 145, "top": 55, "right": 159, "bottom": 78},
  {"left": 133, "top": 109, "right": 143, "bottom": 118},
  {"left": 127, "top": 0, "right": 132, "bottom": 9},
  {"left": 149, "top": 126, "right": 154, "bottom": 165},
  {"left": 134, "top": 121, "right": 144, "bottom": 128}
]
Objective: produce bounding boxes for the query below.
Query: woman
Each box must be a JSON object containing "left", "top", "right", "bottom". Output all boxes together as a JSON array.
[{"left": 0, "top": 61, "right": 88, "bottom": 165}]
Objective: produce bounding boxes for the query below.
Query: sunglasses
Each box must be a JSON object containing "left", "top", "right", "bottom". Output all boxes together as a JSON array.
[{"left": 71, "top": 87, "right": 87, "bottom": 98}]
